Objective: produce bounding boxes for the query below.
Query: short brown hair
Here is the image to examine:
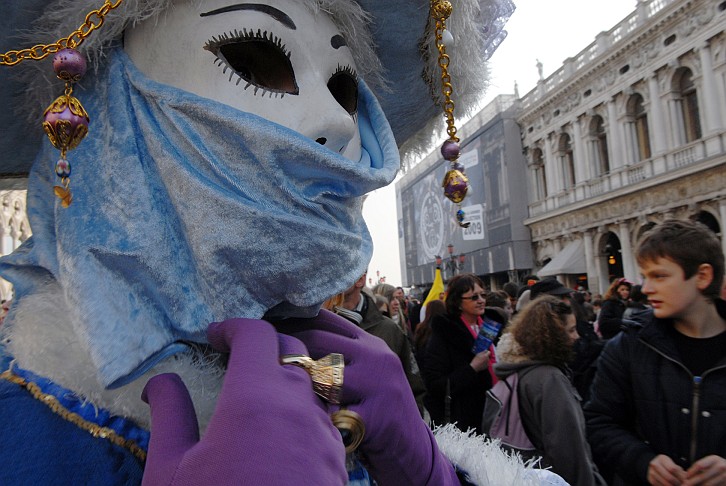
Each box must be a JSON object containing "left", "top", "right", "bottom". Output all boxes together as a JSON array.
[
  {"left": 485, "top": 290, "right": 510, "bottom": 309},
  {"left": 636, "top": 219, "right": 724, "bottom": 301},
  {"left": 509, "top": 295, "right": 574, "bottom": 366},
  {"left": 445, "top": 273, "right": 485, "bottom": 316}
]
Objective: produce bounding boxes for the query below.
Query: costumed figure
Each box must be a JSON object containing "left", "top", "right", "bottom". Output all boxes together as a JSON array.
[{"left": 0, "top": 0, "right": 568, "bottom": 484}]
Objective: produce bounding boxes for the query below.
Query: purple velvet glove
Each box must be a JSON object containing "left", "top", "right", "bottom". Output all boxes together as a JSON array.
[
  {"left": 277, "top": 310, "right": 460, "bottom": 485},
  {"left": 141, "top": 318, "right": 347, "bottom": 486}
]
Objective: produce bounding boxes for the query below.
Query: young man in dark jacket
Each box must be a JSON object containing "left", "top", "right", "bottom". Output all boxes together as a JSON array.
[{"left": 585, "top": 220, "right": 726, "bottom": 485}]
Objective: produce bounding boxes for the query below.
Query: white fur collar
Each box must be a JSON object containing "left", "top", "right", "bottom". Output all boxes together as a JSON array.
[{"left": 2, "top": 281, "right": 223, "bottom": 431}]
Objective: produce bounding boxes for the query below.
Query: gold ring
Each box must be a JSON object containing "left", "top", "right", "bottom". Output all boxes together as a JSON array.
[
  {"left": 331, "top": 409, "right": 365, "bottom": 453},
  {"left": 281, "top": 353, "right": 344, "bottom": 404}
]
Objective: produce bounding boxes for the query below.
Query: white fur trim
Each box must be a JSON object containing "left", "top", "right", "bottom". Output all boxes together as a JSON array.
[{"left": 2, "top": 281, "right": 222, "bottom": 431}]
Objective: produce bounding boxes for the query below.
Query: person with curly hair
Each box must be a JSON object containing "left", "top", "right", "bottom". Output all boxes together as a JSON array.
[
  {"left": 491, "top": 295, "right": 606, "bottom": 485},
  {"left": 597, "top": 278, "right": 633, "bottom": 339}
]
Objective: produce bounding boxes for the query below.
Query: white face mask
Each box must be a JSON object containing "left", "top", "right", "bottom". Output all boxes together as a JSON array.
[{"left": 124, "top": 0, "right": 362, "bottom": 161}]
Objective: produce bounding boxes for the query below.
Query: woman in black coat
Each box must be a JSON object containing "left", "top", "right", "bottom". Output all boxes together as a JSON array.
[
  {"left": 598, "top": 278, "right": 632, "bottom": 339},
  {"left": 422, "top": 273, "right": 494, "bottom": 433}
]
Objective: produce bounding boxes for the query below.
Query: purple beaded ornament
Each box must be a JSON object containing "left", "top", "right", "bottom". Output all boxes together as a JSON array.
[
  {"left": 432, "top": 0, "right": 470, "bottom": 228},
  {"left": 42, "top": 48, "right": 90, "bottom": 208}
]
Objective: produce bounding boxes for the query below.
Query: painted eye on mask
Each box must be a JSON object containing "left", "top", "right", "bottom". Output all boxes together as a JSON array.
[
  {"left": 328, "top": 64, "right": 358, "bottom": 116},
  {"left": 205, "top": 29, "right": 299, "bottom": 96}
]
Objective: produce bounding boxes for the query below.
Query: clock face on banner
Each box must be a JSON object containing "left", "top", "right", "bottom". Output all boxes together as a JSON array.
[{"left": 418, "top": 189, "right": 445, "bottom": 261}]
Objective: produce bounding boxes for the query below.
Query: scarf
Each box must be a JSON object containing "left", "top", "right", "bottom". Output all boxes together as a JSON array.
[{"left": 0, "top": 48, "right": 398, "bottom": 388}]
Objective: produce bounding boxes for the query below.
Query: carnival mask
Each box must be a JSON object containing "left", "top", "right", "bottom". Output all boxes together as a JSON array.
[{"left": 125, "top": 0, "right": 363, "bottom": 161}]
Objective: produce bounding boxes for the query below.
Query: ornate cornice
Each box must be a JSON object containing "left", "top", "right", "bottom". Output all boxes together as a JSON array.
[{"left": 529, "top": 164, "right": 726, "bottom": 241}]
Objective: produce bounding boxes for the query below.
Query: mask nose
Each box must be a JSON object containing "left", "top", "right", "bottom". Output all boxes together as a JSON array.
[
  {"left": 298, "top": 85, "right": 361, "bottom": 162},
  {"left": 307, "top": 117, "right": 361, "bottom": 161}
]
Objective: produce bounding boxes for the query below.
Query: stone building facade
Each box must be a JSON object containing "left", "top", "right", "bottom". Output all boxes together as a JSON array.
[
  {"left": 519, "top": 0, "right": 726, "bottom": 294},
  {"left": 0, "top": 189, "right": 31, "bottom": 301}
]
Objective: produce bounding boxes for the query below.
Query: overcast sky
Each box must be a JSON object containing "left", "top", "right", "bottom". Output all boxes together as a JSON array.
[{"left": 364, "top": 0, "right": 639, "bottom": 287}]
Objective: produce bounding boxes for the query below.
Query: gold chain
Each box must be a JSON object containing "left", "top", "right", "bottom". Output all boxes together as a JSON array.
[
  {"left": 0, "top": 0, "right": 124, "bottom": 67},
  {"left": 431, "top": 0, "right": 459, "bottom": 142},
  {"left": 1, "top": 369, "right": 147, "bottom": 462}
]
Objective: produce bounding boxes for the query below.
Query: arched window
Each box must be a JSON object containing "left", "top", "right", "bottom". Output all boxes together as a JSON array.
[
  {"left": 558, "top": 133, "right": 575, "bottom": 189},
  {"left": 627, "top": 94, "right": 651, "bottom": 161},
  {"left": 532, "top": 148, "right": 547, "bottom": 200},
  {"left": 589, "top": 115, "right": 610, "bottom": 176},
  {"left": 692, "top": 210, "right": 721, "bottom": 236},
  {"left": 676, "top": 68, "right": 702, "bottom": 143}
]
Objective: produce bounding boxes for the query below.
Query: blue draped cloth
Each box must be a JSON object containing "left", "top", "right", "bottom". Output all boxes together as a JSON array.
[{"left": 0, "top": 48, "right": 399, "bottom": 389}]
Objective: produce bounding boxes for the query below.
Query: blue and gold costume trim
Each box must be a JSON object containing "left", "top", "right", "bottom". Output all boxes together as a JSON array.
[{"left": 1, "top": 363, "right": 149, "bottom": 462}]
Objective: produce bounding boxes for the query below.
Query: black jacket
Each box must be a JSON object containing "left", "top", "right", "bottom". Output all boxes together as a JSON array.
[
  {"left": 422, "top": 313, "right": 493, "bottom": 433},
  {"left": 598, "top": 299, "right": 627, "bottom": 339},
  {"left": 356, "top": 294, "right": 427, "bottom": 416},
  {"left": 585, "top": 300, "right": 726, "bottom": 485}
]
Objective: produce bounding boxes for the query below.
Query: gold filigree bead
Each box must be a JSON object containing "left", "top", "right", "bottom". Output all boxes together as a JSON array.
[{"left": 431, "top": 0, "right": 453, "bottom": 20}]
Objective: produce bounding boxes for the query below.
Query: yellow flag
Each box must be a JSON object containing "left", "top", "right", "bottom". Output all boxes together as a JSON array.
[{"left": 422, "top": 268, "right": 446, "bottom": 308}]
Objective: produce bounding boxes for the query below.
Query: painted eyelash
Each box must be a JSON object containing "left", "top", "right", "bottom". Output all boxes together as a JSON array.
[
  {"left": 204, "top": 29, "right": 292, "bottom": 98},
  {"left": 333, "top": 63, "right": 358, "bottom": 84},
  {"left": 332, "top": 63, "right": 359, "bottom": 120}
]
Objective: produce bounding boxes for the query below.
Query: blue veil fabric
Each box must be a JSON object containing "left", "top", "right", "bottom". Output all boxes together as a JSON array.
[{"left": 0, "top": 48, "right": 399, "bottom": 388}]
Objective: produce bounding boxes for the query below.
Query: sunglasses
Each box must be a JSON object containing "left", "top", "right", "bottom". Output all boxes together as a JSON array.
[{"left": 461, "top": 293, "right": 486, "bottom": 301}]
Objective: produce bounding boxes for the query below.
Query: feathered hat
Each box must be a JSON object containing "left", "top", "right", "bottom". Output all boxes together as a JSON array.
[{"left": 0, "top": 0, "right": 514, "bottom": 177}]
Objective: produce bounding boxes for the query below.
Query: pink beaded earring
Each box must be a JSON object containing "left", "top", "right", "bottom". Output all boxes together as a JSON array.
[
  {"left": 43, "top": 48, "right": 90, "bottom": 208},
  {"left": 430, "top": 0, "right": 470, "bottom": 228},
  {"left": 0, "top": 0, "right": 124, "bottom": 207}
]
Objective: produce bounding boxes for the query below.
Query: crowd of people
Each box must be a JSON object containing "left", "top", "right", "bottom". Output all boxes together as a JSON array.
[{"left": 356, "top": 219, "right": 725, "bottom": 486}]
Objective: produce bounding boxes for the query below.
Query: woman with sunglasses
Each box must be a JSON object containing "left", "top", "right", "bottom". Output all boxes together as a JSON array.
[{"left": 422, "top": 273, "right": 497, "bottom": 433}]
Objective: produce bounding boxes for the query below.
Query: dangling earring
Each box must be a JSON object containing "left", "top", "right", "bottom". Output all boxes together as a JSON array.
[
  {"left": 0, "top": 0, "right": 125, "bottom": 207},
  {"left": 43, "top": 48, "right": 89, "bottom": 208},
  {"left": 430, "top": 0, "right": 470, "bottom": 228}
]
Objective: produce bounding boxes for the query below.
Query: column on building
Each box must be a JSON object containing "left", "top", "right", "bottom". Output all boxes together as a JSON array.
[
  {"left": 596, "top": 227, "right": 610, "bottom": 294},
  {"left": 0, "top": 224, "right": 6, "bottom": 256},
  {"left": 618, "top": 221, "right": 637, "bottom": 282},
  {"left": 622, "top": 91, "right": 639, "bottom": 166},
  {"left": 607, "top": 99, "right": 625, "bottom": 169},
  {"left": 572, "top": 116, "right": 589, "bottom": 190},
  {"left": 527, "top": 148, "right": 538, "bottom": 199},
  {"left": 583, "top": 231, "right": 599, "bottom": 293},
  {"left": 697, "top": 41, "right": 724, "bottom": 133},
  {"left": 666, "top": 67, "right": 686, "bottom": 146},
  {"left": 647, "top": 73, "right": 668, "bottom": 154},
  {"left": 543, "top": 133, "right": 559, "bottom": 195}
]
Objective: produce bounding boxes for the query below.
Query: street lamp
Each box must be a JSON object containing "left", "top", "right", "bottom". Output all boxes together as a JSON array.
[{"left": 435, "top": 244, "right": 466, "bottom": 280}]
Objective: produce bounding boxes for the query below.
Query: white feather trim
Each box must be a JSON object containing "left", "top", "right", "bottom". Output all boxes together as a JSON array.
[{"left": 433, "top": 424, "right": 570, "bottom": 486}]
